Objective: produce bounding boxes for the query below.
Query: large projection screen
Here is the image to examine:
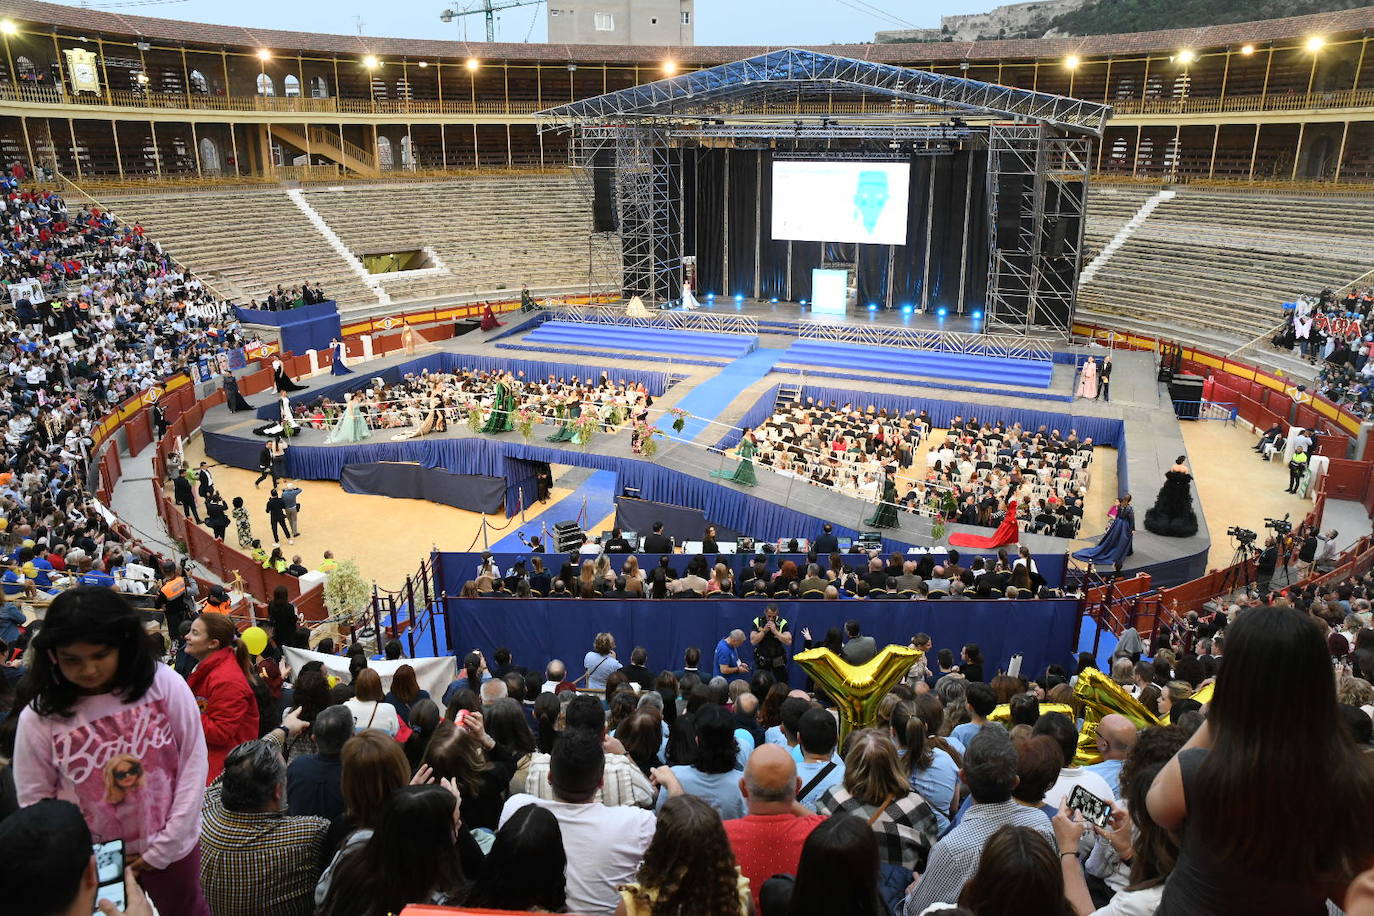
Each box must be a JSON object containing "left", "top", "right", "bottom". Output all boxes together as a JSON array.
[{"left": 772, "top": 160, "right": 911, "bottom": 246}]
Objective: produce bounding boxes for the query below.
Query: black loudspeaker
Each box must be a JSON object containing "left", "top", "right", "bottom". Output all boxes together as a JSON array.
[
  {"left": 995, "top": 175, "right": 1027, "bottom": 250},
  {"left": 592, "top": 148, "right": 617, "bottom": 232},
  {"left": 1168, "top": 374, "right": 1206, "bottom": 419}
]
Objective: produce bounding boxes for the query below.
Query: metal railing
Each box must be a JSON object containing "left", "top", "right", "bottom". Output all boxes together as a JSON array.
[
  {"left": 550, "top": 303, "right": 759, "bottom": 336},
  {"left": 798, "top": 320, "right": 1055, "bottom": 362},
  {"left": 1109, "top": 87, "right": 1374, "bottom": 117}
]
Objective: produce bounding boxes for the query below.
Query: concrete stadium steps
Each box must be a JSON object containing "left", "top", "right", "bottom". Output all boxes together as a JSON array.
[
  {"left": 784, "top": 340, "right": 1054, "bottom": 388},
  {"left": 522, "top": 321, "right": 759, "bottom": 358}
]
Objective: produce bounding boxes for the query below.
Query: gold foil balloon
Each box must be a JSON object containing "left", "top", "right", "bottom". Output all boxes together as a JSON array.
[
  {"left": 989, "top": 702, "right": 1076, "bottom": 724},
  {"left": 793, "top": 645, "right": 922, "bottom": 744},
  {"left": 1072, "top": 668, "right": 1162, "bottom": 765}
]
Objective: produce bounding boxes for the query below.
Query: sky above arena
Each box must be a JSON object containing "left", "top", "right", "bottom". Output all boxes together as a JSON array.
[{"left": 52, "top": 0, "right": 993, "bottom": 46}]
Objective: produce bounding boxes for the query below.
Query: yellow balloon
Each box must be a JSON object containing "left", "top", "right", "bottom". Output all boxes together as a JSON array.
[
  {"left": 988, "top": 702, "right": 1076, "bottom": 724},
  {"left": 792, "top": 645, "right": 922, "bottom": 745},
  {"left": 241, "top": 626, "right": 269, "bottom": 656},
  {"left": 1072, "top": 668, "right": 1162, "bottom": 765}
]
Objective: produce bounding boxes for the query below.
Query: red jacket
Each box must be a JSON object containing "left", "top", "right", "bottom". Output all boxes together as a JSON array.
[{"left": 185, "top": 647, "right": 259, "bottom": 783}]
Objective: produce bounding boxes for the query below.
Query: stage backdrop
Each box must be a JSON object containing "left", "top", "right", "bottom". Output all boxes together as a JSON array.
[
  {"left": 443, "top": 597, "right": 1080, "bottom": 689},
  {"left": 684, "top": 149, "right": 990, "bottom": 312},
  {"left": 234, "top": 301, "right": 341, "bottom": 356}
]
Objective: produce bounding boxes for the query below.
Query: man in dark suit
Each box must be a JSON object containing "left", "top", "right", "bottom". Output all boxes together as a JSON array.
[
  {"left": 842, "top": 620, "right": 877, "bottom": 665},
  {"left": 813, "top": 523, "right": 839, "bottom": 555},
  {"left": 621, "top": 646, "right": 656, "bottom": 692},
  {"left": 603, "top": 528, "right": 633, "bottom": 553},
  {"left": 641, "top": 521, "right": 673, "bottom": 554}
]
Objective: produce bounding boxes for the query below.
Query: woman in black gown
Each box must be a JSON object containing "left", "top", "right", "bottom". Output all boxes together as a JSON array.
[
  {"left": 1145, "top": 456, "right": 1199, "bottom": 537},
  {"left": 272, "top": 357, "right": 306, "bottom": 393},
  {"left": 223, "top": 374, "right": 252, "bottom": 412}
]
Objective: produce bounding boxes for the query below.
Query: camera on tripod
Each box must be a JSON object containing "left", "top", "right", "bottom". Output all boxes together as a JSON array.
[
  {"left": 1227, "top": 526, "right": 1257, "bottom": 545},
  {"left": 1264, "top": 513, "right": 1292, "bottom": 536}
]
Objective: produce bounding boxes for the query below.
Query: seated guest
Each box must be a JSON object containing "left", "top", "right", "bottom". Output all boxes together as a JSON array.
[
  {"left": 652, "top": 704, "right": 746, "bottom": 819},
  {"left": 286, "top": 705, "right": 352, "bottom": 823}
]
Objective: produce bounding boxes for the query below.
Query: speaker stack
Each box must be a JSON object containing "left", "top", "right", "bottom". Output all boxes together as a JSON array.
[{"left": 554, "top": 520, "right": 586, "bottom": 552}]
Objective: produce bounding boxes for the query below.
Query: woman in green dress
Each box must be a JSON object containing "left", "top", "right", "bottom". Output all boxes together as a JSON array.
[
  {"left": 547, "top": 391, "right": 581, "bottom": 442},
  {"left": 711, "top": 428, "right": 759, "bottom": 487},
  {"left": 865, "top": 470, "right": 900, "bottom": 528},
  {"left": 480, "top": 373, "right": 517, "bottom": 434}
]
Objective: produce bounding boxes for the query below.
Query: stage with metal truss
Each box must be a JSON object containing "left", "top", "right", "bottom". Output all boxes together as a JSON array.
[{"left": 536, "top": 48, "right": 1111, "bottom": 342}]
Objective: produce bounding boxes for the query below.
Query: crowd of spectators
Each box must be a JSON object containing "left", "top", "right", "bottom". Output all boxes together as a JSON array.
[
  {"left": 755, "top": 401, "right": 1093, "bottom": 536},
  {"left": 2, "top": 585, "right": 1371, "bottom": 916},
  {"left": 458, "top": 542, "right": 1069, "bottom": 601},
  {"left": 1275, "top": 289, "right": 1374, "bottom": 419}
]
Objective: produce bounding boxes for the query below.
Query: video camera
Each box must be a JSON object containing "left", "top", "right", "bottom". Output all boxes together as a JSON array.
[
  {"left": 1227, "top": 526, "right": 1257, "bottom": 544},
  {"left": 1264, "top": 513, "right": 1292, "bottom": 536}
]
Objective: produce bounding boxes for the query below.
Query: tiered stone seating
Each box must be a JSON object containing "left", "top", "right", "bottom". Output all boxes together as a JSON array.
[
  {"left": 1078, "top": 186, "right": 1374, "bottom": 340},
  {"left": 1082, "top": 184, "right": 1154, "bottom": 251},
  {"left": 100, "top": 190, "right": 378, "bottom": 305},
  {"left": 302, "top": 175, "right": 619, "bottom": 302}
]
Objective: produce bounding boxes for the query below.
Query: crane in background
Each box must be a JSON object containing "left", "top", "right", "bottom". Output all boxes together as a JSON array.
[{"left": 439, "top": 0, "right": 545, "bottom": 43}]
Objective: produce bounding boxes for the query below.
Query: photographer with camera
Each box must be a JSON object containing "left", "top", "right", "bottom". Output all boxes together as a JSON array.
[{"left": 750, "top": 603, "right": 792, "bottom": 683}]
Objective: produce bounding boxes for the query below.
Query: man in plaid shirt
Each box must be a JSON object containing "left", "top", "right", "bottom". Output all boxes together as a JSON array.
[
  {"left": 199, "top": 732, "right": 329, "bottom": 916},
  {"left": 904, "top": 727, "right": 1056, "bottom": 913}
]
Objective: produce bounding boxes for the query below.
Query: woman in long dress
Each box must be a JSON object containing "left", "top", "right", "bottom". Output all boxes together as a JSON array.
[
  {"left": 398, "top": 393, "right": 448, "bottom": 440},
  {"left": 864, "top": 468, "right": 900, "bottom": 528},
  {"left": 949, "top": 489, "right": 1025, "bottom": 548},
  {"left": 272, "top": 357, "right": 306, "bottom": 393},
  {"left": 547, "top": 391, "right": 580, "bottom": 442},
  {"left": 223, "top": 374, "right": 252, "bottom": 413},
  {"left": 1074, "top": 493, "right": 1136, "bottom": 571},
  {"left": 329, "top": 337, "right": 352, "bottom": 376},
  {"left": 401, "top": 323, "right": 417, "bottom": 355},
  {"left": 1076, "top": 356, "right": 1098, "bottom": 399},
  {"left": 1144, "top": 457, "right": 1199, "bottom": 537},
  {"left": 711, "top": 428, "right": 759, "bottom": 487},
  {"left": 326, "top": 392, "right": 371, "bottom": 444},
  {"left": 480, "top": 375, "right": 516, "bottom": 433}
]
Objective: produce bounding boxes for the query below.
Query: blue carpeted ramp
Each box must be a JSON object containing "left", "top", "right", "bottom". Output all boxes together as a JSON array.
[
  {"left": 672, "top": 348, "right": 789, "bottom": 439},
  {"left": 489, "top": 469, "right": 620, "bottom": 552},
  {"left": 787, "top": 340, "right": 1054, "bottom": 388},
  {"left": 524, "top": 320, "right": 758, "bottom": 359}
]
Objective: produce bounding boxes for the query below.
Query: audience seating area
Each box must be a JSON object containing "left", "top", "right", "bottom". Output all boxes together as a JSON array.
[
  {"left": 1079, "top": 184, "right": 1374, "bottom": 340},
  {"left": 782, "top": 340, "right": 1055, "bottom": 388},
  {"left": 520, "top": 320, "right": 760, "bottom": 360},
  {"left": 301, "top": 175, "right": 619, "bottom": 302},
  {"left": 101, "top": 189, "right": 378, "bottom": 305}
]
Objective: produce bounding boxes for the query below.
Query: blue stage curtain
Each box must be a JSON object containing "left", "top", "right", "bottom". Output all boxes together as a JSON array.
[
  {"left": 504, "top": 458, "right": 543, "bottom": 519},
  {"left": 799, "top": 384, "right": 1125, "bottom": 448},
  {"left": 443, "top": 597, "right": 1080, "bottom": 689}
]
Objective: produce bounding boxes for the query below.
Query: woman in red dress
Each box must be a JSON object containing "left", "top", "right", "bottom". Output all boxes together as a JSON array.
[{"left": 948, "top": 488, "right": 1025, "bottom": 548}]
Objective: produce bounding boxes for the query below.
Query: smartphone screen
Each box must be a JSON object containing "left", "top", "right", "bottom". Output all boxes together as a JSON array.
[
  {"left": 1067, "top": 784, "right": 1111, "bottom": 829},
  {"left": 92, "top": 838, "right": 124, "bottom": 915}
]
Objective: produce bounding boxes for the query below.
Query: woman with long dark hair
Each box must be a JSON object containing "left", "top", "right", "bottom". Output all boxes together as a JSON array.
[
  {"left": 483, "top": 697, "right": 536, "bottom": 795},
  {"left": 404, "top": 698, "right": 442, "bottom": 772},
  {"left": 654, "top": 704, "right": 743, "bottom": 818},
  {"left": 957, "top": 824, "right": 1075, "bottom": 915},
  {"left": 283, "top": 667, "right": 330, "bottom": 760},
  {"left": 318, "top": 784, "right": 469, "bottom": 915},
  {"left": 466, "top": 804, "right": 567, "bottom": 912},
  {"left": 422, "top": 717, "right": 509, "bottom": 830},
  {"left": 184, "top": 611, "right": 259, "bottom": 782},
  {"left": 266, "top": 585, "right": 300, "bottom": 648},
  {"left": 1147, "top": 606, "right": 1374, "bottom": 913},
  {"left": 15, "top": 588, "right": 212, "bottom": 915},
  {"left": 619, "top": 794, "right": 749, "bottom": 914},
  {"left": 383, "top": 664, "right": 430, "bottom": 725},
  {"left": 532, "top": 691, "right": 562, "bottom": 754},
  {"left": 788, "top": 814, "right": 885, "bottom": 916},
  {"left": 891, "top": 699, "right": 960, "bottom": 834}
]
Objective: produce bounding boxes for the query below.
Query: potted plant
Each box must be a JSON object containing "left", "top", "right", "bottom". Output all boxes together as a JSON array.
[{"left": 323, "top": 559, "right": 371, "bottom": 627}]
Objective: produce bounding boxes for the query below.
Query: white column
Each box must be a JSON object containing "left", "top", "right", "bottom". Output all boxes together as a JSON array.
[{"left": 306, "top": 349, "right": 321, "bottom": 374}]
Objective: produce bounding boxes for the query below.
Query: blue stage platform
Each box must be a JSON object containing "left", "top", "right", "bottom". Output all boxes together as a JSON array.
[
  {"left": 523, "top": 320, "right": 759, "bottom": 359},
  {"left": 785, "top": 340, "right": 1054, "bottom": 388}
]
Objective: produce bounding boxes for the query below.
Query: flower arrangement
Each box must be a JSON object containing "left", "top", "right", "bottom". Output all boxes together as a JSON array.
[
  {"left": 638, "top": 422, "right": 663, "bottom": 459},
  {"left": 574, "top": 412, "right": 598, "bottom": 449},
  {"left": 930, "top": 514, "right": 947, "bottom": 542},
  {"left": 606, "top": 404, "right": 625, "bottom": 429},
  {"left": 669, "top": 407, "right": 690, "bottom": 433},
  {"left": 515, "top": 406, "right": 537, "bottom": 442},
  {"left": 465, "top": 402, "right": 485, "bottom": 434}
]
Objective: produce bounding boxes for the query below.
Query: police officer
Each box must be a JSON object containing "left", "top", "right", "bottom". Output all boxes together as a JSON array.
[{"left": 750, "top": 602, "right": 793, "bottom": 683}]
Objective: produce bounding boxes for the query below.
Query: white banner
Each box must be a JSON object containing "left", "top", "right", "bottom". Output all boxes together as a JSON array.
[
  {"left": 282, "top": 647, "right": 456, "bottom": 706},
  {"left": 8, "top": 278, "right": 46, "bottom": 304}
]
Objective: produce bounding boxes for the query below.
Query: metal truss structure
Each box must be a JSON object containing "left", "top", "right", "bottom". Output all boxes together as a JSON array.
[
  {"left": 798, "top": 320, "right": 1053, "bottom": 362},
  {"left": 539, "top": 48, "right": 1109, "bottom": 136},
  {"left": 540, "top": 48, "right": 1107, "bottom": 324},
  {"left": 552, "top": 303, "right": 759, "bottom": 336},
  {"left": 986, "top": 123, "right": 1094, "bottom": 338}
]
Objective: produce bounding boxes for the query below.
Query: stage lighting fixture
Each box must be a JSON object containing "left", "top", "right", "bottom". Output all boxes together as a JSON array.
[
  {"left": 1306, "top": 35, "right": 1326, "bottom": 52},
  {"left": 867, "top": 303, "right": 878, "bottom": 312},
  {"left": 799, "top": 299, "right": 809, "bottom": 306},
  {"left": 770, "top": 297, "right": 779, "bottom": 303},
  {"left": 971, "top": 310, "right": 983, "bottom": 319},
  {"left": 1240, "top": 44, "right": 1255, "bottom": 55},
  {"left": 734, "top": 294, "right": 745, "bottom": 302},
  {"left": 466, "top": 58, "right": 480, "bottom": 71},
  {"left": 936, "top": 307, "right": 948, "bottom": 317},
  {"left": 257, "top": 48, "right": 273, "bottom": 62},
  {"left": 901, "top": 304, "right": 913, "bottom": 314},
  {"left": 1176, "top": 49, "right": 1196, "bottom": 64},
  {"left": 0, "top": 20, "right": 18, "bottom": 35},
  {"left": 1064, "top": 54, "right": 1080, "bottom": 69}
]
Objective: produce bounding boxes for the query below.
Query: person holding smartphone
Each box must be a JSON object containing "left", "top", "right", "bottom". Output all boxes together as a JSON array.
[{"left": 14, "top": 588, "right": 211, "bottom": 915}]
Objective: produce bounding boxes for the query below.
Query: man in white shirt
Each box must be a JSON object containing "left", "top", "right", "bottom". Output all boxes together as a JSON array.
[
  {"left": 1033, "top": 712, "right": 1116, "bottom": 809},
  {"left": 501, "top": 729, "right": 657, "bottom": 916}
]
